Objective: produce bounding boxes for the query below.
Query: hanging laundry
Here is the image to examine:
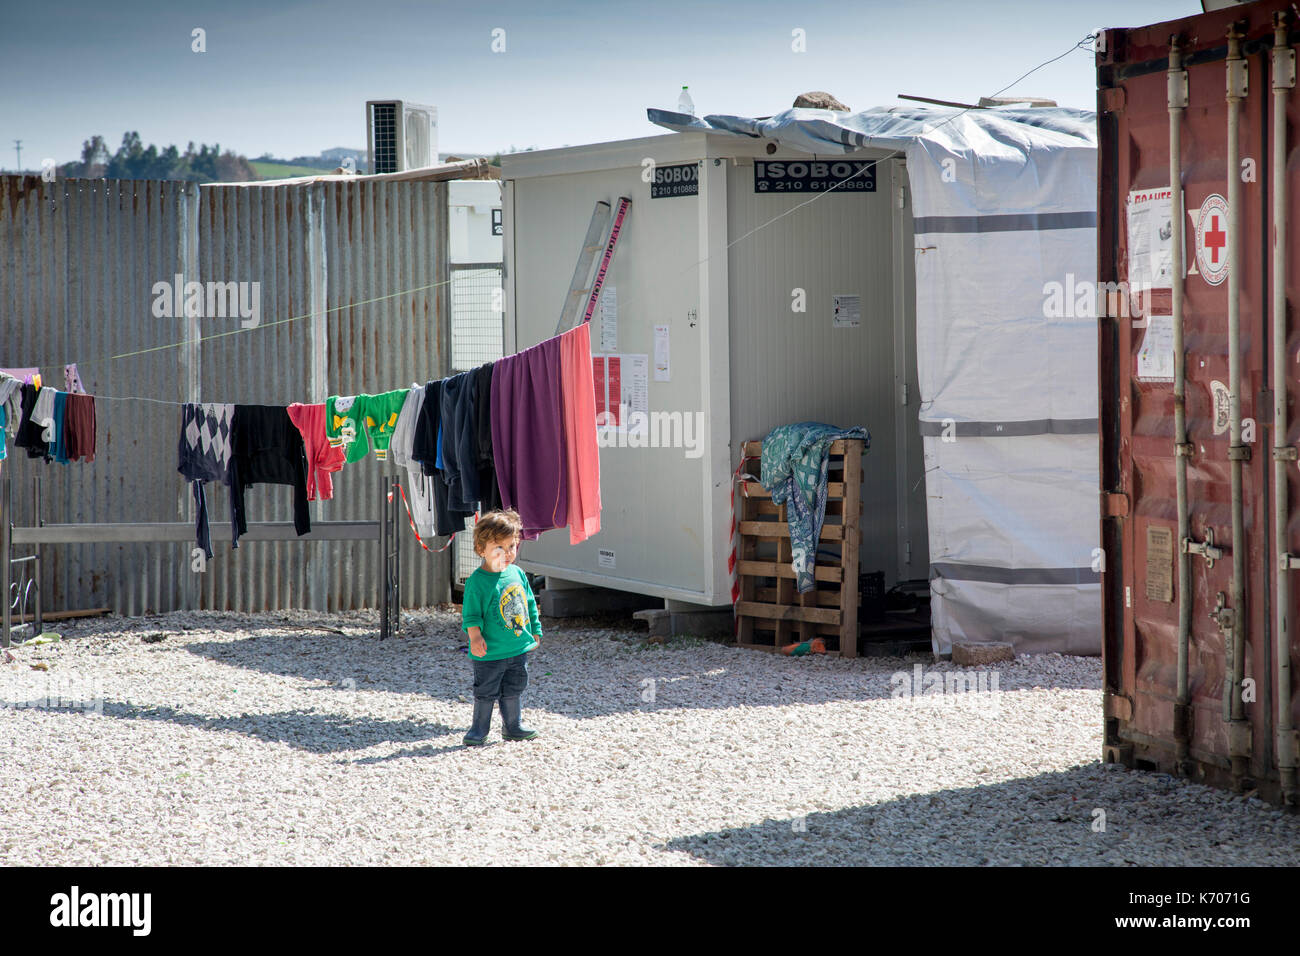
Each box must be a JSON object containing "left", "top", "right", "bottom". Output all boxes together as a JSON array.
[
  {"left": 438, "top": 370, "right": 480, "bottom": 512},
  {"left": 390, "top": 384, "right": 437, "bottom": 539},
  {"left": 412, "top": 379, "right": 474, "bottom": 536},
  {"left": 471, "top": 361, "right": 504, "bottom": 512},
  {"left": 63, "top": 393, "right": 96, "bottom": 463},
  {"left": 31, "top": 386, "right": 58, "bottom": 444},
  {"left": 325, "top": 394, "right": 370, "bottom": 463},
  {"left": 64, "top": 364, "right": 85, "bottom": 395},
  {"left": 14, "top": 384, "right": 50, "bottom": 461},
  {"left": 360, "top": 388, "right": 408, "bottom": 461},
  {"left": 51, "top": 391, "right": 70, "bottom": 464},
  {"left": 0, "top": 373, "right": 20, "bottom": 470},
  {"left": 491, "top": 334, "right": 568, "bottom": 540},
  {"left": 287, "top": 402, "right": 345, "bottom": 501},
  {"left": 178, "top": 402, "right": 234, "bottom": 559},
  {"left": 230, "top": 405, "right": 311, "bottom": 546},
  {"left": 760, "top": 422, "right": 870, "bottom": 594},
  {"left": 560, "top": 322, "right": 601, "bottom": 545}
]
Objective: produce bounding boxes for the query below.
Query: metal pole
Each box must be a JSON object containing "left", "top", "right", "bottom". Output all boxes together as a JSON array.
[
  {"left": 1225, "top": 24, "right": 1251, "bottom": 785},
  {"left": 1271, "top": 11, "right": 1298, "bottom": 805},
  {"left": 1169, "top": 36, "right": 1193, "bottom": 774},
  {"left": 379, "top": 479, "right": 389, "bottom": 640},
  {"left": 2, "top": 477, "right": 10, "bottom": 648},
  {"left": 32, "top": 474, "right": 41, "bottom": 637}
]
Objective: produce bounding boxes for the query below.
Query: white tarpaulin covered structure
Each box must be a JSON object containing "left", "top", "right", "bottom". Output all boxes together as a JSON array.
[{"left": 649, "top": 105, "right": 1100, "bottom": 655}]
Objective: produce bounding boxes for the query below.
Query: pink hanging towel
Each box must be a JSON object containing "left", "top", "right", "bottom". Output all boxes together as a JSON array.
[
  {"left": 287, "top": 402, "right": 347, "bottom": 501},
  {"left": 560, "top": 323, "right": 601, "bottom": 544}
]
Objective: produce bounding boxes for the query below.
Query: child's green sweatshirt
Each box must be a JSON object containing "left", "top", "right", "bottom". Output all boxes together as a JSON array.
[{"left": 461, "top": 564, "right": 541, "bottom": 660}]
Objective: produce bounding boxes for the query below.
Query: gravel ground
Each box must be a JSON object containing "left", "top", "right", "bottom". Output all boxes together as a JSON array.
[{"left": 1, "top": 608, "right": 1297, "bottom": 866}]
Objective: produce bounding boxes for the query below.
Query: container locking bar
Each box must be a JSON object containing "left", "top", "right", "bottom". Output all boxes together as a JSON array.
[{"left": 1183, "top": 527, "right": 1222, "bottom": 568}]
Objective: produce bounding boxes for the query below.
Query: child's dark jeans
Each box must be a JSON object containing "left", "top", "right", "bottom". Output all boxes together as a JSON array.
[{"left": 471, "top": 652, "right": 529, "bottom": 701}]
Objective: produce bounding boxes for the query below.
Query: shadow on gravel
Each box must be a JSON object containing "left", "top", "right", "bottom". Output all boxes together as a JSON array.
[
  {"left": 174, "top": 624, "right": 1100, "bottom": 720},
  {"left": 659, "top": 765, "right": 1300, "bottom": 866},
  {"left": 95, "top": 700, "right": 455, "bottom": 754}
]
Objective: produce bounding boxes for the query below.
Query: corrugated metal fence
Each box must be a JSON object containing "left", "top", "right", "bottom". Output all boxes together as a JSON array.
[{"left": 0, "top": 174, "right": 453, "bottom": 614}]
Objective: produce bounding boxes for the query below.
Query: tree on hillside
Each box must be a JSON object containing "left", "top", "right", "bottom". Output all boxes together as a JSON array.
[{"left": 58, "top": 132, "right": 257, "bottom": 182}]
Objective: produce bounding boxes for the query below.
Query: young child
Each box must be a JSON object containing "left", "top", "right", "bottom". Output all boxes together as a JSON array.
[{"left": 460, "top": 509, "right": 542, "bottom": 746}]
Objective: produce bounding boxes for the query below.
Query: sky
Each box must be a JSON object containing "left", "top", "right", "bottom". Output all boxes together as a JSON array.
[{"left": 0, "top": 0, "right": 1199, "bottom": 169}]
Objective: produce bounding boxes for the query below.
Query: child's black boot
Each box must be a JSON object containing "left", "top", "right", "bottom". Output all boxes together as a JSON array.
[
  {"left": 498, "top": 696, "right": 540, "bottom": 741},
  {"left": 463, "top": 697, "right": 495, "bottom": 746}
]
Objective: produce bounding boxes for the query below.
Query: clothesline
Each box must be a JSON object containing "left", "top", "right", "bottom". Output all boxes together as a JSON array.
[{"left": 4, "top": 323, "right": 603, "bottom": 561}]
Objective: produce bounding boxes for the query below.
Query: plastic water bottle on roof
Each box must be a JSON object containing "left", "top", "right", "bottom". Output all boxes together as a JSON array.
[{"left": 677, "top": 86, "right": 695, "bottom": 117}]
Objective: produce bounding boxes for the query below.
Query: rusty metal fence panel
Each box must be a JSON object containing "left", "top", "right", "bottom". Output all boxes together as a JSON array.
[{"left": 0, "top": 174, "right": 451, "bottom": 615}]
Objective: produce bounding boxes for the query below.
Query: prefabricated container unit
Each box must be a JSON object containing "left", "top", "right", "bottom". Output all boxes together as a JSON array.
[
  {"left": 1098, "top": 0, "right": 1300, "bottom": 805},
  {"left": 501, "top": 133, "right": 928, "bottom": 608}
]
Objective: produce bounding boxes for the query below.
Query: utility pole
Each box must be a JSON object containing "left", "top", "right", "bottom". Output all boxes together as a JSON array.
[{"left": 13, "top": 140, "right": 22, "bottom": 173}]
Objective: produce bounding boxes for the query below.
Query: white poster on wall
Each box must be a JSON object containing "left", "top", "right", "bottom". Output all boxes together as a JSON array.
[
  {"left": 600, "top": 285, "right": 618, "bottom": 352},
  {"left": 1126, "top": 188, "right": 1175, "bottom": 290},
  {"left": 653, "top": 324, "right": 670, "bottom": 381},
  {"left": 833, "top": 294, "right": 860, "bottom": 328}
]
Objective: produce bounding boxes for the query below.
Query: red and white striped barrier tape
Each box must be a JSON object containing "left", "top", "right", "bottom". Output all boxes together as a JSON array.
[{"left": 387, "top": 481, "right": 459, "bottom": 553}]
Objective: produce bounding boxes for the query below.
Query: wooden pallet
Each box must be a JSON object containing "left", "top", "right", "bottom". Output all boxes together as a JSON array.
[{"left": 734, "top": 438, "right": 864, "bottom": 658}]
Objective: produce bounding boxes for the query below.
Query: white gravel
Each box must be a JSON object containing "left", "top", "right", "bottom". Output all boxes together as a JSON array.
[{"left": 0, "top": 608, "right": 1296, "bottom": 866}]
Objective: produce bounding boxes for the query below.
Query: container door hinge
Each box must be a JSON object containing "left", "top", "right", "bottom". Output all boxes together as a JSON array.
[
  {"left": 1280, "top": 553, "right": 1300, "bottom": 571},
  {"left": 1279, "top": 729, "right": 1300, "bottom": 766},
  {"left": 1274, "top": 445, "right": 1298, "bottom": 462},
  {"left": 1167, "top": 70, "right": 1189, "bottom": 109},
  {"left": 896, "top": 185, "right": 907, "bottom": 210},
  {"left": 1103, "top": 492, "right": 1130, "bottom": 517},
  {"left": 1101, "top": 87, "right": 1126, "bottom": 113},
  {"left": 1274, "top": 47, "right": 1296, "bottom": 90},
  {"left": 1228, "top": 59, "right": 1249, "bottom": 100},
  {"left": 1105, "top": 692, "right": 1134, "bottom": 721},
  {"left": 1226, "top": 720, "right": 1252, "bottom": 758},
  {"left": 1227, "top": 444, "right": 1251, "bottom": 461},
  {"left": 901, "top": 382, "right": 909, "bottom": 406},
  {"left": 1184, "top": 527, "right": 1223, "bottom": 569},
  {"left": 1175, "top": 441, "right": 1194, "bottom": 457},
  {"left": 1172, "top": 702, "right": 1192, "bottom": 738}
]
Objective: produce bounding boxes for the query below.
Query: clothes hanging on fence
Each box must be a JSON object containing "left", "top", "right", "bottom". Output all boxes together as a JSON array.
[
  {"left": 412, "top": 379, "right": 474, "bottom": 536},
  {"left": 287, "top": 402, "right": 345, "bottom": 502},
  {"left": 360, "top": 388, "right": 408, "bottom": 461},
  {"left": 471, "top": 361, "right": 504, "bottom": 513},
  {"left": 31, "top": 386, "right": 57, "bottom": 444},
  {"left": 14, "top": 384, "right": 49, "bottom": 461},
  {"left": 491, "top": 333, "right": 568, "bottom": 540},
  {"left": 439, "top": 370, "right": 481, "bottom": 512},
  {"left": 325, "top": 394, "right": 370, "bottom": 463},
  {"left": 178, "top": 402, "right": 235, "bottom": 559},
  {"left": 51, "top": 392, "right": 69, "bottom": 464},
  {"left": 559, "top": 322, "right": 601, "bottom": 545},
  {"left": 230, "top": 404, "right": 311, "bottom": 547},
  {"left": 63, "top": 394, "right": 96, "bottom": 463},
  {"left": 390, "top": 384, "right": 437, "bottom": 539}
]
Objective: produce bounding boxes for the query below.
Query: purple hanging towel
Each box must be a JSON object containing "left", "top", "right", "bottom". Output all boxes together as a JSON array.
[{"left": 490, "top": 335, "right": 569, "bottom": 539}]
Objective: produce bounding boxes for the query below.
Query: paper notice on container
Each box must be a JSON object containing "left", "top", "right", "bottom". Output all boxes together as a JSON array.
[
  {"left": 1136, "top": 314, "right": 1175, "bottom": 382},
  {"left": 1126, "top": 188, "right": 1175, "bottom": 290},
  {"left": 653, "top": 325, "right": 670, "bottom": 381},
  {"left": 833, "top": 294, "right": 860, "bottom": 328},
  {"left": 593, "top": 353, "right": 649, "bottom": 433},
  {"left": 600, "top": 285, "right": 618, "bottom": 352}
]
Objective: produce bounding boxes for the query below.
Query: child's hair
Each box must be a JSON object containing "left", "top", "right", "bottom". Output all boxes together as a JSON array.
[{"left": 473, "top": 509, "right": 523, "bottom": 554}]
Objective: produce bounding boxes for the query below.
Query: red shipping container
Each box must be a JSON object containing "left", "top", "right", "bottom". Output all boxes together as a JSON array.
[{"left": 1099, "top": 0, "right": 1300, "bottom": 805}]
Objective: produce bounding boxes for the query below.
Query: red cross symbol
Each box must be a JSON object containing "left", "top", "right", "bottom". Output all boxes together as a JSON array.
[{"left": 1204, "top": 214, "right": 1226, "bottom": 264}]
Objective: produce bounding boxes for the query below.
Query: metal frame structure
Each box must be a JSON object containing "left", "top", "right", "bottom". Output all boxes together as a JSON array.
[{"left": 1, "top": 475, "right": 405, "bottom": 647}]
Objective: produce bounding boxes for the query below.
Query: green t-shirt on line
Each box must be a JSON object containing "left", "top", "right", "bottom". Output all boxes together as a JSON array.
[{"left": 461, "top": 564, "right": 542, "bottom": 660}]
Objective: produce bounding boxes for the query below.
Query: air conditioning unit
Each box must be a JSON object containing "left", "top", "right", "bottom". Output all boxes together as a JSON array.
[{"left": 366, "top": 100, "right": 439, "bottom": 174}]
